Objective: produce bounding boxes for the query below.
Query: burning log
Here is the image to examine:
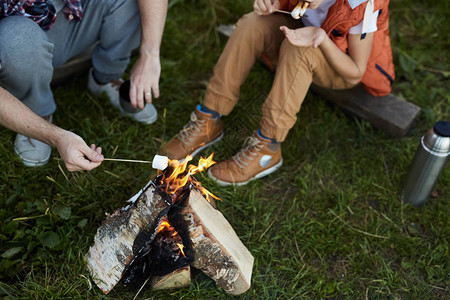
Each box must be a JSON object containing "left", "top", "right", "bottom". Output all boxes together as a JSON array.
[
  {"left": 173, "top": 190, "right": 254, "bottom": 295},
  {"left": 85, "top": 182, "right": 171, "bottom": 294},
  {"left": 85, "top": 154, "right": 254, "bottom": 295},
  {"left": 120, "top": 215, "right": 190, "bottom": 290}
]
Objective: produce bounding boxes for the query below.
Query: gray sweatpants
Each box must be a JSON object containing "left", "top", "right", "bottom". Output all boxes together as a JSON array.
[{"left": 0, "top": 0, "right": 140, "bottom": 117}]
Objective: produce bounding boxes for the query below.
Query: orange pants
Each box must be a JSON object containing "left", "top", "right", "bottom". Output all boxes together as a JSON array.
[{"left": 203, "top": 12, "right": 355, "bottom": 142}]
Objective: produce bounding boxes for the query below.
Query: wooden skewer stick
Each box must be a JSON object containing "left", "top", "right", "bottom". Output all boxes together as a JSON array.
[
  {"left": 104, "top": 155, "right": 169, "bottom": 170},
  {"left": 103, "top": 158, "right": 152, "bottom": 164},
  {"left": 275, "top": 9, "right": 291, "bottom": 14}
]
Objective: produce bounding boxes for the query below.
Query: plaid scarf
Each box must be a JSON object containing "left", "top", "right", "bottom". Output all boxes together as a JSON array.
[{"left": 0, "top": 0, "right": 83, "bottom": 30}]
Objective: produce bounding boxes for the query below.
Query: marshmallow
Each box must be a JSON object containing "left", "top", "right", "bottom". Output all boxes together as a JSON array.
[
  {"left": 152, "top": 155, "right": 169, "bottom": 170},
  {"left": 291, "top": 1, "right": 309, "bottom": 19}
]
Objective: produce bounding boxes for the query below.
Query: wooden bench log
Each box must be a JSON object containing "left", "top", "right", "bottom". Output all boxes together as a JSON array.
[{"left": 310, "top": 84, "right": 421, "bottom": 137}]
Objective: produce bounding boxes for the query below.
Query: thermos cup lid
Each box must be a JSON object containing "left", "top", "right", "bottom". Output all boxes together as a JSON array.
[
  {"left": 119, "top": 80, "right": 131, "bottom": 103},
  {"left": 118, "top": 80, "right": 141, "bottom": 113},
  {"left": 434, "top": 120, "right": 450, "bottom": 137},
  {"left": 423, "top": 120, "right": 450, "bottom": 154}
]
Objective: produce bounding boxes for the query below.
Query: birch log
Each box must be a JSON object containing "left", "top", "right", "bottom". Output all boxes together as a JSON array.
[
  {"left": 177, "top": 190, "right": 254, "bottom": 295},
  {"left": 151, "top": 266, "right": 191, "bottom": 290},
  {"left": 85, "top": 184, "right": 171, "bottom": 294}
]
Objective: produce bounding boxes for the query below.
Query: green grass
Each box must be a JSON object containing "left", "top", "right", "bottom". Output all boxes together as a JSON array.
[{"left": 1, "top": 0, "right": 449, "bottom": 299}]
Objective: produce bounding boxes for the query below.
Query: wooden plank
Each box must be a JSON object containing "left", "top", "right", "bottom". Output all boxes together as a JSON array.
[
  {"left": 175, "top": 190, "right": 254, "bottom": 295},
  {"left": 310, "top": 84, "right": 421, "bottom": 137}
]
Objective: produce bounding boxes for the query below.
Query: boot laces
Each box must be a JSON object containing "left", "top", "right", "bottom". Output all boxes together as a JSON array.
[
  {"left": 178, "top": 112, "right": 206, "bottom": 146},
  {"left": 232, "top": 136, "right": 264, "bottom": 169}
]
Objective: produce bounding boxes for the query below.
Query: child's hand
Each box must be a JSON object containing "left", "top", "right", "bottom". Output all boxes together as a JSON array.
[
  {"left": 280, "top": 26, "right": 326, "bottom": 48},
  {"left": 254, "top": 0, "right": 280, "bottom": 15}
]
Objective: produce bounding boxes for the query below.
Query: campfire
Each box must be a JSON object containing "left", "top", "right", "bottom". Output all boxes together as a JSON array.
[
  {"left": 85, "top": 154, "right": 254, "bottom": 295},
  {"left": 157, "top": 154, "right": 219, "bottom": 203}
]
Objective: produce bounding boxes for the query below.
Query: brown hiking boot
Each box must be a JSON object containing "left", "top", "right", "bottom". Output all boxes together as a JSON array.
[
  {"left": 159, "top": 108, "right": 223, "bottom": 161},
  {"left": 208, "top": 132, "right": 283, "bottom": 186}
]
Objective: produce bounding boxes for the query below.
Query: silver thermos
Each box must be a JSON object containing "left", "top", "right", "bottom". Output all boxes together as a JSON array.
[{"left": 401, "top": 120, "right": 450, "bottom": 206}]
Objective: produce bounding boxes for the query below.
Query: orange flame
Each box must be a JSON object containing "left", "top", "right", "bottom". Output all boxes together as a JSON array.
[
  {"left": 191, "top": 179, "right": 219, "bottom": 202},
  {"left": 156, "top": 219, "right": 179, "bottom": 236},
  {"left": 154, "top": 155, "right": 220, "bottom": 260},
  {"left": 155, "top": 218, "right": 186, "bottom": 257},
  {"left": 159, "top": 153, "right": 219, "bottom": 202},
  {"left": 188, "top": 154, "right": 216, "bottom": 174},
  {"left": 177, "top": 243, "right": 185, "bottom": 256}
]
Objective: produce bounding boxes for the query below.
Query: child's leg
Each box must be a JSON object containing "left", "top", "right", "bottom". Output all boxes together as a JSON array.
[
  {"left": 160, "top": 13, "right": 300, "bottom": 161},
  {"left": 204, "top": 12, "right": 299, "bottom": 115},
  {"left": 260, "top": 40, "right": 355, "bottom": 142},
  {"left": 207, "top": 40, "right": 355, "bottom": 185}
]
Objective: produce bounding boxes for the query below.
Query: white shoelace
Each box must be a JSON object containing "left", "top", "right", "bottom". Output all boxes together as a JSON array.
[
  {"left": 232, "top": 136, "right": 264, "bottom": 169},
  {"left": 178, "top": 112, "right": 206, "bottom": 146}
]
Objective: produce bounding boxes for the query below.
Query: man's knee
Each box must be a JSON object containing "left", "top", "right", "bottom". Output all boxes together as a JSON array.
[{"left": 0, "top": 17, "right": 53, "bottom": 80}]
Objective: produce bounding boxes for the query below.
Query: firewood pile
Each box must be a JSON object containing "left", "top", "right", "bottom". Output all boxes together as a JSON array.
[{"left": 85, "top": 155, "right": 254, "bottom": 295}]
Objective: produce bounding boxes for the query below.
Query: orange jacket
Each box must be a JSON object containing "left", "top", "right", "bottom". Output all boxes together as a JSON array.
[{"left": 280, "top": 0, "right": 395, "bottom": 96}]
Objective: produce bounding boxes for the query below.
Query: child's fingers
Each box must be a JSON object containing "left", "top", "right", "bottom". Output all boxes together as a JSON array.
[{"left": 279, "top": 26, "right": 289, "bottom": 35}]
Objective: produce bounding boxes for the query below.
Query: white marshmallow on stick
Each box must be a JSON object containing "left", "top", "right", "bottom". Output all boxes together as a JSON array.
[
  {"left": 103, "top": 155, "right": 169, "bottom": 170},
  {"left": 152, "top": 154, "right": 169, "bottom": 170}
]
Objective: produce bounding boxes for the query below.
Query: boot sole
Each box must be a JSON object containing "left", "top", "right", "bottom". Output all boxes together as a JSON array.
[
  {"left": 21, "top": 159, "right": 49, "bottom": 167},
  {"left": 177, "top": 132, "right": 224, "bottom": 163},
  {"left": 124, "top": 110, "right": 158, "bottom": 124},
  {"left": 207, "top": 158, "right": 283, "bottom": 187}
]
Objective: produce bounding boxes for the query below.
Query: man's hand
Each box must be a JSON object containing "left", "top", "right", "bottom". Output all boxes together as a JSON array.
[
  {"left": 129, "top": 51, "right": 161, "bottom": 110},
  {"left": 254, "top": 0, "right": 280, "bottom": 15},
  {"left": 56, "top": 131, "right": 104, "bottom": 172},
  {"left": 280, "top": 26, "right": 326, "bottom": 48}
]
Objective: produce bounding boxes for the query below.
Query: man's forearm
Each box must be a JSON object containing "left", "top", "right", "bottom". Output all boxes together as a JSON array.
[
  {"left": 0, "top": 86, "right": 64, "bottom": 148},
  {"left": 137, "top": 0, "right": 168, "bottom": 56}
]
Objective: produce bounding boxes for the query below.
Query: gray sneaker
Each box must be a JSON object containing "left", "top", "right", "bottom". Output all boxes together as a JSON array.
[
  {"left": 14, "top": 134, "right": 52, "bottom": 167},
  {"left": 87, "top": 68, "right": 157, "bottom": 124}
]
